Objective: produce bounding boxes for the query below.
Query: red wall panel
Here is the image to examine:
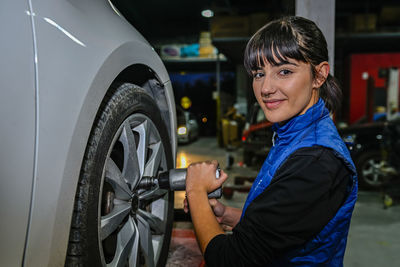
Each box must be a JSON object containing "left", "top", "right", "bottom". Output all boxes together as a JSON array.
[{"left": 349, "top": 53, "right": 400, "bottom": 124}]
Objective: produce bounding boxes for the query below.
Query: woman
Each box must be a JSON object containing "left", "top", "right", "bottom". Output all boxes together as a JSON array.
[{"left": 185, "top": 16, "right": 357, "bottom": 266}]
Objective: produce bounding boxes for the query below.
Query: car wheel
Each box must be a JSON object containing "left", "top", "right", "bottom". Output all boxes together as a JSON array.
[
  {"left": 356, "top": 150, "right": 387, "bottom": 189},
  {"left": 66, "top": 83, "right": 174, "bottom": 267}
]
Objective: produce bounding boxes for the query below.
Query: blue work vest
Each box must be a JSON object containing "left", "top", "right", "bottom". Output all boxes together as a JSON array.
[{"left": 242, "top": 98, "right": 358, "bottom": 266}]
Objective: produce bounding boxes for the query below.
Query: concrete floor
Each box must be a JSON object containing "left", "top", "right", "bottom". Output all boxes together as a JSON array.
[{"left": 167, "top": 137, "right": 400, "bottom": 267}]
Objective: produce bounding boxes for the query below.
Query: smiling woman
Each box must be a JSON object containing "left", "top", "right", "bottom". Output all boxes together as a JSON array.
[
  {"left": 183, "top": 16, "right": 358, "bottom": 267},
  {"left": 244, "top": 16, "right": 342, "bottom": 120}
]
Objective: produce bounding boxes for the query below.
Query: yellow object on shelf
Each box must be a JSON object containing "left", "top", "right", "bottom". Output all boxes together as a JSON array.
[{"left": 199, "top": 31, "right": 215, "bottom": 58}]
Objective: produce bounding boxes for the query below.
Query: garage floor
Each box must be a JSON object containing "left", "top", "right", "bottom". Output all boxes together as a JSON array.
[{"left": 166, "top": 137, "right": 400, "bottom": 267}]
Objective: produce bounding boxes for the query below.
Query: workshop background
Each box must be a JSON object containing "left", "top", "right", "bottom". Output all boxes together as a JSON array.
[
  {"left": 2, "top": 0, "right": 399, "bottom": 266},
  {"left": 112, "top": 0, "right": 400, "bottom": 266},
  {"left": 111, "top": 0, "right": 400, "bottom": 265}
]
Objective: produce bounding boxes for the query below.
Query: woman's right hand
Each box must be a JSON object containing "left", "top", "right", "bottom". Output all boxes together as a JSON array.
[
  {"left": 208, "top": 199, "right": 233, "bottom": 231},
  {"left": 208, "top": 198, "right": 226, "bottom": 223},
  {"left": 184, "top": 197, "right": 233, "bottom": 231},
  {"left": 184, "top": 197, "right": 225, "bottom": 217},
  {"left": 184, "top": 196, "right": 241, "bottom": 230}
]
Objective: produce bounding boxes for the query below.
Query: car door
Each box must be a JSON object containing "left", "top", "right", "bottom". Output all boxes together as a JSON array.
[{"left": 0, "top": 1, "right": 37, "bottom": 266}]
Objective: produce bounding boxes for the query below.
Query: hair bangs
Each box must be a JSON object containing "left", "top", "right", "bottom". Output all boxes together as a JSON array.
[{"left": 244, "top": 21, "right": 307, "bottom": 75}]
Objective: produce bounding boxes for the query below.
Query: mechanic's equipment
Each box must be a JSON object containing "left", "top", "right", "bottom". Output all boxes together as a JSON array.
[{"left": 140, "top": 167, "right": 222, "bottom": 199}]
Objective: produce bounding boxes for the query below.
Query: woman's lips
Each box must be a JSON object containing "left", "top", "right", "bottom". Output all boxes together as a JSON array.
[{"left": 264, "top": 99, "right": 284, "bottom": 109}]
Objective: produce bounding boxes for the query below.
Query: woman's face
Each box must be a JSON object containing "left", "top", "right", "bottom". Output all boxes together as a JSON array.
[{"left": 252, "top": 57, "right": 324, "bottom": 123}]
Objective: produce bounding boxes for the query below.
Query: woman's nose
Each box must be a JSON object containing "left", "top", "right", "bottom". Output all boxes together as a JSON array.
[{"left": 260, "top": 76, "right": 275, "bottom": 96}]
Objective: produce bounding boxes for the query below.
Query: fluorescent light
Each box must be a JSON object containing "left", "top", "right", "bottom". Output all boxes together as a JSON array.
[{"left": 201, "top": 9, "right": 214, "bottom": 18}]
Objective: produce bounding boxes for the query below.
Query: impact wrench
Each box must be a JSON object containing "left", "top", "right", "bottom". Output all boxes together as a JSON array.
[{"left": 139, "top": 167, "right": 222, "bottom": 199}]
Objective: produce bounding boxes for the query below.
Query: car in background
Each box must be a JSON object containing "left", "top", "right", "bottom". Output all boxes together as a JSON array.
[
  {"left": 1, "top": 1, "right": 177, "bottom": 266},
  {"left": 241, "top": 102, "right": 273, "bottom": 166},
  {"left": 176, "top": 107, "right": 199, "bottom": 144},
  {"left": 339, "top": 119, "right": 400, "bottom": 189}
]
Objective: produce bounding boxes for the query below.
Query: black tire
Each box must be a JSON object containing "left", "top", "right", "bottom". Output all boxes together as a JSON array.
[
  {"left": 66, "top": 83, "right": 174, "bottom": 267},
  {"left": 355, "top": 150, "right": 387, "bottom": 189}
]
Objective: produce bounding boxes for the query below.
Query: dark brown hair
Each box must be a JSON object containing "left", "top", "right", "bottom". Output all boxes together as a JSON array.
[{"left": 244, "top": 16, "right": 342, "bottom": 113}]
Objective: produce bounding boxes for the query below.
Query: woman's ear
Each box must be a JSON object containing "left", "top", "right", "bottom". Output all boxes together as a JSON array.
[{"left": 313, "top": 61, "right": 330, "bottom": 89}]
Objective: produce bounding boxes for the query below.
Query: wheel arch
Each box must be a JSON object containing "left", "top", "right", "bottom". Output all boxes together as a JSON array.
[{"left": 111, "top": 63, "right": 176, "bottom": 147}]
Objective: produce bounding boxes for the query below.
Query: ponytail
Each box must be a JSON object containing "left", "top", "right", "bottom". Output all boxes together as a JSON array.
[{"left": 319, "top": 74, "right": 342, "bottom": 114}]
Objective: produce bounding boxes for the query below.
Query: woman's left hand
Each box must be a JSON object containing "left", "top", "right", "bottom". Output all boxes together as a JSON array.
[{"left": 185, "top": 160, "right": 228, "bottom": 196}]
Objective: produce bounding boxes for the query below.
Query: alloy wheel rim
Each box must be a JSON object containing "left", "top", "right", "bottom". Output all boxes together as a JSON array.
[
  {"left": 362, "top": 158, "right": 385, "bottom": 186},
  {"left": 98, "top": 113, "right": 169, "bottom": 267}
]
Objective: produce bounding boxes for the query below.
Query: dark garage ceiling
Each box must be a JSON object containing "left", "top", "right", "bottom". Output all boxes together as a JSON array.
[
  {"left": 112, "top": 0, "right": 294, "bottom": 43},
  {"left": 112, "top": 0, "right": 400, "bottom": 42},
  {"left": 111, "top": 0, "right": 400, "bottom": 63}
]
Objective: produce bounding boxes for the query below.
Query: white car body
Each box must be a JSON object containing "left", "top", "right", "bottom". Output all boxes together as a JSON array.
[{"left": 0, "top": 1, "right": 177, "bottom": 266}]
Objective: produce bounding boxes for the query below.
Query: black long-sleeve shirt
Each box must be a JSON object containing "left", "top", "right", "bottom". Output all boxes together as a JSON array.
[{"left": 204, "top": 146, "right": 351, "bottom": 266}]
